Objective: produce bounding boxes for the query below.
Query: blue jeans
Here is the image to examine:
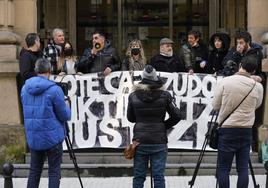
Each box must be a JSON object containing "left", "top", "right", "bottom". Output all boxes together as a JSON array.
[
  {"left": 27, "top": 142, "right": 63, "bottom": 188},
  {"left": 133, "top": 144, "right": 167, "bottom": 188},
  {"left": 217, "top": 128, "right": 252, "bottom": 188}
]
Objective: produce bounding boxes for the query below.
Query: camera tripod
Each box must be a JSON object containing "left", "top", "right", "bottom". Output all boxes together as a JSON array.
[
  {"left": 65, "top": 123, "right": 84, "bottom": 188},
  {"left": 188, "top": 111, "right": 260, "bottom": 188}
]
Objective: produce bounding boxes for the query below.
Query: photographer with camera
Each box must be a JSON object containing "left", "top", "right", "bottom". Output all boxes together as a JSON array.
[
  {"left": 21, "top": 58, "right": 71, "bottom": 188},
  {"left": 212, "top": 56, "right": 263, "bottom": 188},
  {"left": 77, "top": 30, "right": 121, "bottom": 76}
]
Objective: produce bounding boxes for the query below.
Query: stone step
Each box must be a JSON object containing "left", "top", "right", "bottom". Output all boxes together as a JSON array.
[
  {"left": 25, "top": 151, "right": 261, "bottom": 164},
  {"left": 12, "top": 162, "right": 265, "bottom": 178}
]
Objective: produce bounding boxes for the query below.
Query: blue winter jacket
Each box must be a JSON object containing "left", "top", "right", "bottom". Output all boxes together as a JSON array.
[{"left": 21, "top": 76, "right": 71, "bottom": 150}]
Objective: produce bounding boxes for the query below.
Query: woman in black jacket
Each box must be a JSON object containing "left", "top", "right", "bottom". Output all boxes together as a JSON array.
[
  {"left": 127, "top": 65, "right": 181, "bottom": 188},
  {"left": 207, "top": 32, "right": 230, "bottom": 75}
]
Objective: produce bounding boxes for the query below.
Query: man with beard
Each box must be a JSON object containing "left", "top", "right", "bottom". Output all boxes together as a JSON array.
[
  {"left": 149, "top": 38, "right": 185, "bottom": 73},
  {"left": 222, "top": 29, "right": 264, "bottom": 83},
  {"left": 43, "top": 28, "right": 65, "bottom": 74},
  {"left": 77, "top": 30, "right": 121, "bottom": 76}
]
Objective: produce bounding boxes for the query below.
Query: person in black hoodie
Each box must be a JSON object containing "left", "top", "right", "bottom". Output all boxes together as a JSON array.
[
  {"left": 19, "top": 33, "right": 43, "bottom": 84},
  {"left": 222, "top": 29, "right": 264, "bottom": 83},
  {"left": 127, "top": 65, "right": 181, "bottom": 188},
  {"left": 149, "top": 38, "right": 186, "bottom": 73},
  {"left": 207, "top": 32, "right": 230, "bottom": 75}
]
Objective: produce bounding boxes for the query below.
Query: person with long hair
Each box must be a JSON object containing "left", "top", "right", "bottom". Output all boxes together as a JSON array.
[
  {"left": 122, "top": 39, "right": 147, "bottom": 71},
  {"left": 58, "top": 41, "right": 79, "bottom": 75},
  {"left": 207, "top": 32, "right": 230, "bottom": 75}
]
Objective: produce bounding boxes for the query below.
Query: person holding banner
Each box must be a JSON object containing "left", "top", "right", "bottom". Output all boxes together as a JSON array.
[
  {"left": 127, "top": 65, "right": 181, "bottom": 188},
  {"left": 43, "top": 28, "right": 66, "bottom": 75},
  {"left": 77, "top": 30, "right": 121, "bottom": 76},
  {"left": 21, "top": 58, "right": 71, "bottom": 188},
  {"left": 149, "top": 37, "right": 186, "bottom": 73},
  {"left": 179, "top": 30, "right": 208, "bottom": 74},
  {"left": 207, "top": 32, "right": 230, "bottom": 75},
  {"left": 58, "top": 41, "right": 80, "bottom": 75},
  {"left": 122, "top": 39, "right": 147, "bottom": 71},
  {"left": 212, "top": 56, "right": 263, "bottom": 188}
]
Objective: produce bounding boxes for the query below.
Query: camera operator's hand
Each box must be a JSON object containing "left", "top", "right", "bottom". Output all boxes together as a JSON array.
[
  {"left": 65, "top": 97, "right": 71, "bottom": 107},
  {"left": 103, "top": 67, "right": 112, "bottom": 76}
]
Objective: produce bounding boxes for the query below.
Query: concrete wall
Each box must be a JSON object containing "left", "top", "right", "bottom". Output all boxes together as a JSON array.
[{"left": 248, "top": 0, "right": 268, "bottom": 43}]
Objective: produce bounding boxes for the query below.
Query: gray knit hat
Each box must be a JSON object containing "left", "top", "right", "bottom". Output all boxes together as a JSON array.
[{"left": 141, "top": 65, "right": 158, "bottom": 81}]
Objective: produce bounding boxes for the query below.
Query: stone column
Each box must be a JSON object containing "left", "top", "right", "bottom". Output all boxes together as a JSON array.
[
  {"left": 259, "top": 33, "right": 268, "bottom": 158},
  {"left": 13, "top": 0, "right": 37, "bottom": 47},
  {"left": 248, "top": 0, "right": 268, "bottom": 43},
  {"left": 0, "top": 0, "right": 25, "bottom": 152}
]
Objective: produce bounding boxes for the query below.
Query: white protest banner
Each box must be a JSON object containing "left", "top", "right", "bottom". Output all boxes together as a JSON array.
[{"left": 51, "top": 71, "right": 222, "bottom": 150}]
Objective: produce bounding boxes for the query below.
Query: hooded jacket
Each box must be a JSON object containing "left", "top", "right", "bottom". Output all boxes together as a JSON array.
[
  {"left": 77, "top": 40, "right": 121, "bottom": 73},
  {"left": 127, "top": 82, "right": 181, "bottom": 144},
  {"left": 21, "top": 76, "right": 71, "bottom": 150},
  {"left": 222, "top": 42, "right": 265, "bottom": 82},
  {"left": 207, "top": 33, "right": 230, "bottom": 74}
]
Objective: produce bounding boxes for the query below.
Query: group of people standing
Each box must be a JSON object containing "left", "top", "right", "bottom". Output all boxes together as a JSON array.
[
  {"left": 19, "top": 27, "right": 264, "bottom": 188},
  {"left": 20, "top": 27, "right": 264, "bottom": 85}
]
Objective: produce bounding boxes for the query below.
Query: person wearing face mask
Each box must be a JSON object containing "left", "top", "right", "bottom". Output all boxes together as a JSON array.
[
  {"left": 206, "top": 32, "right": 230, "bottom": 75},
  {"left": 58, "top": 42, "right": 80, "bottom": 75},
  {"left": 179, "top": 30, "right": 208, "bottom": 74},
  {"left": 122, "top": 39, "right": 147, "bottom": 71},
  {"left": 43, "top": 28, "right": 66, "bottom": 74},
  {"left": 149, "top": 38, "right": 186, "bottom": 73}
]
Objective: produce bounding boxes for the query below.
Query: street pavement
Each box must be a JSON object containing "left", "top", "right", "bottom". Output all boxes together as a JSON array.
[{"left": 0, "top": 175, "right": 266, "bottom": 188}]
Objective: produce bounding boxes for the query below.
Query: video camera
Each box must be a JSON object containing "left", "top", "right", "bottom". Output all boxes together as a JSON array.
[
  {"left": 222, "top": 60, "right": 239, "bottom": 76},
  {"left": 56, "top": 82, "right": 69, "bottom": 96}
]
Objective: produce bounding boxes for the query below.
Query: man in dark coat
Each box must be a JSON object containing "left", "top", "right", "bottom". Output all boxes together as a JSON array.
[
  {"left": 127, "top": 65, "right": 181, "bottom": 188},
  {"left": 77, "top": 30, "right": 121, "bottom": 76},
  {"left": 19, "top": 33, "right": 43, "bottom": 84},
  {"left": 149, "top": 38, "right": 186, "bottom": 73},
  {"left": 179, "top": 30, "right": 209, "bottom": 74},
  {"left": 222, "top": 29, "right": 264, "bottom": 83}
]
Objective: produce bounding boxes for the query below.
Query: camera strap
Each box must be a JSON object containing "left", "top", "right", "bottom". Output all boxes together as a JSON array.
[{"left": 219, "top": 81, "right": 256, "bottom": 127}]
